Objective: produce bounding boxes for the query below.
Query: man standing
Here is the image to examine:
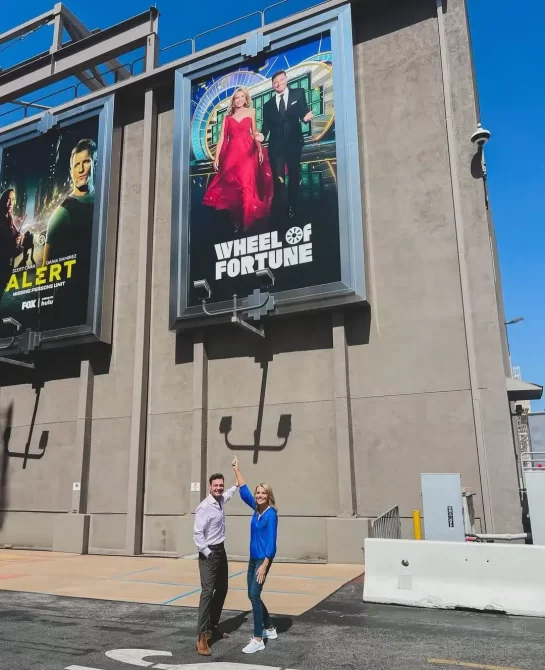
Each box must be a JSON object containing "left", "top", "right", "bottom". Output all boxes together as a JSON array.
[
  {"left": 260, "top": 70, "right": 314, "bottom": 220},
  {"left": 193, "top": 472, "right": 238, "bottom": 656}
]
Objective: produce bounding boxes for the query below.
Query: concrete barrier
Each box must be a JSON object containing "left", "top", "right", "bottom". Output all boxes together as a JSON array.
[{"left": 363, "top": 538, "right": 545, "bottom": 617}]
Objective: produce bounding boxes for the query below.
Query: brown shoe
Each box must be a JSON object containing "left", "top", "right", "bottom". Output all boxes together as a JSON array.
[{"left": 197, "top": 632, "right": 211, "bottom": 656}]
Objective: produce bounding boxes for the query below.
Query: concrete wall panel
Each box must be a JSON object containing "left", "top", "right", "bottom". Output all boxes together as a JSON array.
[
  {"left": 351, "top": 2, "right": 469, "bottom": 400},
  {"left": 144, "top": 412, "right": 193, "bottom": 515},
  {"left": 87, "top": 418, "right": 131, "bottom": 514},
  {"left": 0, "top": 512, "right": 59, "bottom": 549},
  {"left": 148, "top": 107, "right": 194, "bottom": 417},
  {"left": 2, "top": 421, "right": 77, "bottom": 512},
  {"left": 208, "top": 400, "right": 339, "bottom": 518},
  {"left": 207, "top": 316, "right": 334, "bottom": 411},
  {"left": 89, "top": 514, "right": 127, "bottom": 553},
  {"left": 352, "top": 391, "right": 481, "bottom": 518},
  {"left": 92, "top": 116, "right": 143, "bottom": 421},
  {"left": 143, "top": 514, "right": 182, "bottom": 554},
  {"left": 2, "top": 378, "right": 78, "bottom": 429}
]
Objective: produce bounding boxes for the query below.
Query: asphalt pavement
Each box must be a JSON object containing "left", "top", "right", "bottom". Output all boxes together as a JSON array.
[{"left": 1, "top": 575, "right": 545, "bottom": 670}]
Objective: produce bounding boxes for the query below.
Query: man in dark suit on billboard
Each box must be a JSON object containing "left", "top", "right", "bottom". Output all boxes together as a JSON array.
[{"left": 259, "top": 70, "right": 314, "bottom": 220}]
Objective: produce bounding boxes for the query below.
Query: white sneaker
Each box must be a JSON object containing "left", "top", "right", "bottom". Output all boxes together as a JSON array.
[
  {"left": 242, "top": 638, "right": 265, "bottom": 654},
  {"left": 262, "top": 627, "right": 278, "bottom": 639}
]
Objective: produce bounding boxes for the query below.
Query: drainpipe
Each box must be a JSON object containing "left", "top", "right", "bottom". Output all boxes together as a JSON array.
[{"left": 435, "top": 0, "right": 494, "bottom": 532}]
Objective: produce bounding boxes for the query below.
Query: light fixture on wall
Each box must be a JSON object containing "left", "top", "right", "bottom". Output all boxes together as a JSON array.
[
  {"left": 193, "top": 269, "right": 276, "bottom": 338},
  {"left": 0, "top": 317, "right": 39, "bottom": 369}
]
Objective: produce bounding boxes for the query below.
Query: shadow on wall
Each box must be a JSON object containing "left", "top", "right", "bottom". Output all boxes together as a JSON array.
[
  {"left": 207, "top": 309, "right": 373, "bottom": 463},
  {"left": 4, "top": 378, "right": 49, "bottom": 470},
  {"left": 352, "top": 0, "right": 438, "bottom": 44},
  {"left": 0, "top": 343, "right": 111, "bottom": 475},
  {"left": 176, "top": 307, "right": 371, "bottom": 366},
  {"left": 0, "top": 342, "right": 112, "bottom": 389},
  {"left": 219, "top": 354, "right": 293, "bottom": 464},
  {"left": 0, "top": 402, "right": 12, "bottom": 530},
  {"left": 471, "top": 150, "right": 485, "bottom": 180}
]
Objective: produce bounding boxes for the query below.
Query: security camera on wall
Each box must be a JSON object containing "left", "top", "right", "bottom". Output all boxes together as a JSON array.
[{"left": 471, "top": 123, "right": 491, "bottom": 147}]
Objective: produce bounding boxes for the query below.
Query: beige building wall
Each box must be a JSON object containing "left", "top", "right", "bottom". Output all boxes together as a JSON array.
[{"left": 0, "top": 0, "right": 521, "bottom": 562}]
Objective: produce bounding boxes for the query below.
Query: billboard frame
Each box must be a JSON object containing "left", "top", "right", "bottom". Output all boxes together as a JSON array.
[
  {"left": 169, "top": 3, "right": 366, "bottom": 330},
  {"left": 0, "top": 93, "right": 117, "bottom": 352}
]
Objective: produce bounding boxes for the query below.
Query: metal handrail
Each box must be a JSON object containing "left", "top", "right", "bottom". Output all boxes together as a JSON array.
[
  {"left": 0, "top": 84, "right": 78, "bottom": 120},
  {"left": 521, "top": 451, "right": 545, "bottom": 471},
  {"left": 194, "top": 10, "right": 264, "bottom": 51},
  {"left": 159, "top": 37, "right": 195, "bottom": 56},
  {"left": 0, "top": 0, "right": 319, "bottom": 121},
  {"left": 369, "top": 506, "right": 401, "bottom": 539},
  {"left": 263, "top": 0, "right": 291, "bottom": 24}
]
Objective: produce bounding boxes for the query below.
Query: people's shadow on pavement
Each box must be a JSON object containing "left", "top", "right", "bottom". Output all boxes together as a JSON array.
[
  {"left": 211, "top": 611, "right": 249, "bottom": 645},
  {"left": 213, "top": 612, "right": 294, "bottom": 645},
  {"left": 270, "top": 615, "right": 293, "bottom": 634}
]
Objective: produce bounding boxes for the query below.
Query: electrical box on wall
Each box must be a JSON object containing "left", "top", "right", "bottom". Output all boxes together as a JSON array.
[
  {"left": 421, "top": 473, "right": 465, "bottom": 542},
  {"left": 525, "top": 472, "right": 545, "bottom": 546}
]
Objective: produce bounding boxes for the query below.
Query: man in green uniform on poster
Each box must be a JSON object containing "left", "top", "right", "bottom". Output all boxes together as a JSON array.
[
  {"left": 43, "top": 138, "right": 96, "bottom": 265},
  {"left": 42, "top": 138, "right": 96, "bottom": 327}
]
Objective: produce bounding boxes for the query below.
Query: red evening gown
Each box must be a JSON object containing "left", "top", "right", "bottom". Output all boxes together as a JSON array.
[{"left": 202, "top": 115, "right": 273, "bottom": 230}]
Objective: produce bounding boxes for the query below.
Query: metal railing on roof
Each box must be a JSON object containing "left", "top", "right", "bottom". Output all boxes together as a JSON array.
[{"left": 0, "top": 0, "right": 324, "bottom": 125}]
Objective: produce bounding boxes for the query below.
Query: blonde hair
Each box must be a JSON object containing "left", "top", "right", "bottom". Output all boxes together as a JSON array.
[
  {"left": 228, "top": 87, "right": 252, "bottom": 115},
  {"left": 254, "top": 483, "right": 277, "bottom": 511}
]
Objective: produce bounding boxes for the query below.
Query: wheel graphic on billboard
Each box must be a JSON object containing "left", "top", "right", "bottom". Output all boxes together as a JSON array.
[{"left": 285, "top": 227, "right": 304, "bottom": 245}]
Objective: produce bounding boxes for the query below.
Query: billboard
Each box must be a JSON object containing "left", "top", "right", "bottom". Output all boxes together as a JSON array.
[
  {"left": 171, "top": 5, "right": 365, "bottom": 327},
  {"left": 0, "top": 96, "right": 116, "bottom": 347},
  {"left": 189, "top": 34, "right": 339, "bottom": 304}
]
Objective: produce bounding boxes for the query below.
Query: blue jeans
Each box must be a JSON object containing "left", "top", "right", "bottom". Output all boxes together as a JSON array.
[{"left": 247, "top": 558, "right": 273, "bottom": 638}]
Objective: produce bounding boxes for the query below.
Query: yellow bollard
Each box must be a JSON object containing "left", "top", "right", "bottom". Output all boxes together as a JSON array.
[{"left": 413, "top": 510, "right": 422, "bottom": 540}]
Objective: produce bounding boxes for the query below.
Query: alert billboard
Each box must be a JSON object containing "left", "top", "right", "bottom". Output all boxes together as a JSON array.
[{"left": 0, "top": 96, "right": 116, "bottom": 347}]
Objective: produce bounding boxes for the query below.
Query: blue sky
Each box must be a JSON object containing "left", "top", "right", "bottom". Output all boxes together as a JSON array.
[
  {"left": 2, "top": 0, "right": 543, "bottom": 406},
  {"left": 467, "top": 1, "right": 545, "bottom": 410}
]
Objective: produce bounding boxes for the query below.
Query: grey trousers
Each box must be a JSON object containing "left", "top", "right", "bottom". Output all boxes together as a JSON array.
[{"left": 197, "top": 544, "right": 228, "bottom": 634}]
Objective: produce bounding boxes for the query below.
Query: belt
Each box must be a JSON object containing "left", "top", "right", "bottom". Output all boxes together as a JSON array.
[{"left": 209, "top": 542, "right": 224, "bottom": 549}]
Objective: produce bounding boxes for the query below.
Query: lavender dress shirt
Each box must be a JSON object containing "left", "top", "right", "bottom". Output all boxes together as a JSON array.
[{"left": 193, "top": 486, "right": 237, "bottom": 557}]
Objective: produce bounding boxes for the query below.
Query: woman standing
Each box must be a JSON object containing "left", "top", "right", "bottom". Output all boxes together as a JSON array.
[
  {"left": 0, "top": 189, "right": 22, "bottom": 304},
  {"left": 202, "top": 87, "right": 273, "bottom": 234},
  {"left": 232, "top": 455, "right": 278, "bottom": 654}
]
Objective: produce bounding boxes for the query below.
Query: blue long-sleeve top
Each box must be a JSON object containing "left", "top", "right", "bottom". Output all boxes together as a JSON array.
[{"left": 239, "top": 484, "right": 278, "bottom": 560}]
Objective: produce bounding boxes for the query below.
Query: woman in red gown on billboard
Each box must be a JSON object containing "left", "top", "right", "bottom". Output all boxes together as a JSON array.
[{"left": 203, "top": 87, "right": 273, "bottom": 234}]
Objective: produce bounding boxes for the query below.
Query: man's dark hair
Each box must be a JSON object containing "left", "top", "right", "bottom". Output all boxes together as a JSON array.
[
  {"left": 209, "top": 473, "right": 224, "bottom": 484},
  {"left": 0, "top": 188, "right": 15, "bottom": 222},
  {"left": 271, "top": 70, "right": 287, "bottom": 83},
  {"left": 70, "top": 138, "right": 97, "bottom": 166}
]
